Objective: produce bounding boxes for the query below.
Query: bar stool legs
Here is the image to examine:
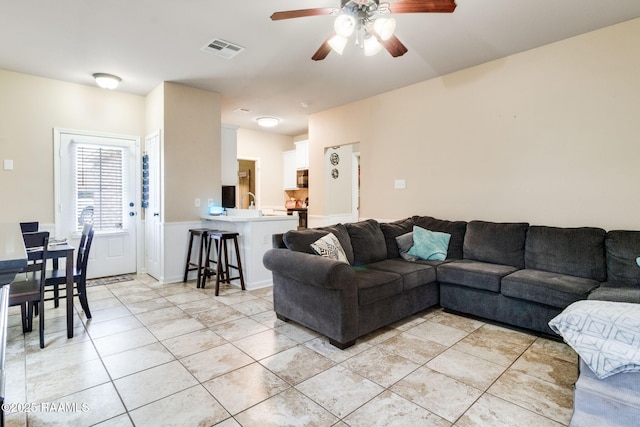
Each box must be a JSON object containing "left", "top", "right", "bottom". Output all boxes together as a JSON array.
[
  {"left": 203, "top": 232, "right": 246, "bottom": 296},
  {"left": 183, "top": 228, "right": 209, "bottom": 289}
]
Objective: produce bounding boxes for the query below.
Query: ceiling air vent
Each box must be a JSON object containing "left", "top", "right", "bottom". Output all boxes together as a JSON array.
[{"left": 201, "top": 38, "right": 245, "bottom": 59}]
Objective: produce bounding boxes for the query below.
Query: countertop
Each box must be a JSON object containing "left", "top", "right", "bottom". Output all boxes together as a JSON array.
[
  {"left": 0, "top": 223, "right": 28, "bottom": 286},
  {"left": 201, "top": 214, "right": 299, "bottom": 223}
]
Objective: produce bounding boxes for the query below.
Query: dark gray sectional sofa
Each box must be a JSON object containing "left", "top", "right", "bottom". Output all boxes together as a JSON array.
[{"left": 263, "top": 215, "right": 640, "bottom": 349}]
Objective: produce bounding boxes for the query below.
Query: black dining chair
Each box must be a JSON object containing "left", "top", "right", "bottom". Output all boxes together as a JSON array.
[
  {"left": 19, "top": 221, "right": 39, "bottom": 233},
  {"left": 44, "top": 222, "right": 94, "bottom": 319},
  {"left": 9, "top": 231, "right": 49, "bottom": 349}
]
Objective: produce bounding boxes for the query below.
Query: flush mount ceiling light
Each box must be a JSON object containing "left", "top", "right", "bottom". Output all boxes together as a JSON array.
[
  {"left": 256, "top": 117, "right": 280, "bottom": 128},
  {"left": 93, "top": 73, "right": 121, "bottom": 89},
  {"left": 270, "top": 0, "right": 456, "bottom": 60}
]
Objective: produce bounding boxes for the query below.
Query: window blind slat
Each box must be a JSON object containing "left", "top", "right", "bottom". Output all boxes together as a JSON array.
[{"left": 73, "top": 144, "right": 125, "bottom": 232}]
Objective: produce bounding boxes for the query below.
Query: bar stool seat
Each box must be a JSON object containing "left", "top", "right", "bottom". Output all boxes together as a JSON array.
[
  {"left": 203, "top": 231, "right": 246, "bottom": 296},
  {"left": 183, "top": 228, "right": 222, "bottom": 288}
]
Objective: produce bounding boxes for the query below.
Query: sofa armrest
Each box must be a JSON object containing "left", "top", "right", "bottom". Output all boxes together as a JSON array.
[{"left": 263, "top": 248, "right": 354, "bottom": 290}]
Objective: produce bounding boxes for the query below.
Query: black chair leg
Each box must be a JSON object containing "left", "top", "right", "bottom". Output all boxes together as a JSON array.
[
  {"left": 53, "top": 284, "right": 60, "bottom": 308},
  {"left": 38, "top": 300, "right": 45, "bottom": 349},
  {"left": 26, "top": 302, "right": 34, "bottom": 332},
  {"left": 77, "top": 280, "right": 92, "bottom": 319},
  {"left": 20, "top": 303, "right": 28, "bottom": 333}
]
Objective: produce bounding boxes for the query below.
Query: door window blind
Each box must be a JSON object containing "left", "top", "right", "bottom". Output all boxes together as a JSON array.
[{"left": 73, "top": 144, "right": 125, "bottom": 232}]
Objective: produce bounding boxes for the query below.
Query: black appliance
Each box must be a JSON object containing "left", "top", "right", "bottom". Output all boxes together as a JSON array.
[{"left": 221, "top": 185, "right": 236, "bottom": 208}]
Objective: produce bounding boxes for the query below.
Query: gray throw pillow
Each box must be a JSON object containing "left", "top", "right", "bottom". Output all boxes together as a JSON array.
[
  {"left": 346, "top": 219, "right": 387, "bottom": 265},
  {"left": 380, "top": 217, "right": 414, "bottom": 259},
  {"left": 395, "top": 232, "right": 417, "bottom": 261}
]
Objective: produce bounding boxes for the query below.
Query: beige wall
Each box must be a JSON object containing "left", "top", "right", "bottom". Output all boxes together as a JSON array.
[
  {"left": 237, "top": 128, "right": 294, "bottom": 208},
  {"left": 162, "top": 82, "right": 221, "bottom": 221},
  {"left": 0, "top": 69, "right": 145, "bottom": 223},
  {"left": 325, "top": 144, "right": 357, "bottom": 215},
  {"left": 309, "top": 18, "right": 640, "bottom": 231}
]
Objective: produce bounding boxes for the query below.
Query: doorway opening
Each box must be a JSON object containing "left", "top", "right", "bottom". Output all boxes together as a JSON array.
[
  {"left": 237, "top": 159, "right": 257, "bottom": 208},
  {"left": 54, "top": 128, "right": 140, "bottom": 278}
]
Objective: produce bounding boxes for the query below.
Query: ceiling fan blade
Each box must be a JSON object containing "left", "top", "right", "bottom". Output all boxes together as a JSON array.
[
  {"left": 312, "top": 37, "right": 333, "bottom": 61},
  {"left": 380, "top": 35, "right": 408, "bottom": 57},
  {"left": 271, "top": 8, "right": 334, "bottom": 21},
  {"left": 388, "top": 0, "right": 457, "bottom": 14}
]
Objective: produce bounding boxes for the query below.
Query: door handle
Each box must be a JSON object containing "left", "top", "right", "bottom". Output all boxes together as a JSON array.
[
  {"left": 153, "top": 213, "right": 159, "bottom": 217},
  {"left": 129, "top": 212, "right": 136, "bottom": 216}
]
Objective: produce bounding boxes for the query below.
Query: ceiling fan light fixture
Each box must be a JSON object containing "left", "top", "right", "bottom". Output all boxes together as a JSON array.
[
  {"left": 328, "top": 34, "right": 348, "bottom": 55},
  {"left": 93, "top": 73, "right": 121, "bottom": 90},
  {"left": 256, "top": 116, "right": 280, "bottom": 127},
  {"left": 363, "top": 34, "right": 382, "bottom": 56},
  {"left": 334, "top": 14, "right": 356, "bottom": 37},
  {"left": 373, "top": 17, "right": 396, "bottom": 41}
]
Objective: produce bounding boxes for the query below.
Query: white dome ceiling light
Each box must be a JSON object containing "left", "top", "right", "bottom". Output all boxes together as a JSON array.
[{"left": 93, "top": 73, "right": 121, "bottom": 89}]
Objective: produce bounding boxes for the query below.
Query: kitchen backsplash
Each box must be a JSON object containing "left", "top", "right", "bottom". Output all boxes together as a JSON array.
[{"left": 285, "top": 188, "right": 309, "bottom": 207}]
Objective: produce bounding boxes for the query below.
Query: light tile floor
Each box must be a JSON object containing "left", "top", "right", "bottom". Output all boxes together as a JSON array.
[{"left": 3, "top": 275, "right": 578, "bottom": 426}]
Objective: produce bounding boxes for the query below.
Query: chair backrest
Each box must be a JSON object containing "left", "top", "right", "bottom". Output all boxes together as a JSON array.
[
  {"left": 21, "top": 231, "right": 49, "bottom": 276},
  {"left": 77, "top": 223, "right": 94, "bottom": 276},
  {"left": 20, "top": 221, "right": 39, "bottom": 233}
]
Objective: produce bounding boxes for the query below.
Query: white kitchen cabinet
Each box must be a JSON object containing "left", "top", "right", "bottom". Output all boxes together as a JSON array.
[
  {"left": 295, "top": 140, "right": 309, "bottom": 170},
  {"left": 283, "top": 150, "right": 298, "bottom": 190}
]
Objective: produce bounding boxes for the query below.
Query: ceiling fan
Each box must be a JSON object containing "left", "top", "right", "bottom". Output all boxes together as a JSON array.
[{"left": 270, "top": 0, "right": 457, "bottom": 60}]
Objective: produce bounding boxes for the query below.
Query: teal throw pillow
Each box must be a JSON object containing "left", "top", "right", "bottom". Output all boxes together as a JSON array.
[{"left": 408, "top": 226, "right": 451, "bottom": 261}]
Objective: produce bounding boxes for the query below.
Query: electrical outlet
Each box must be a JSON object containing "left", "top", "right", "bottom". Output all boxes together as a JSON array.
[
  {"left": 208, "top": 198, "right": 213, "bottom": 207},
  {"left": 195, "top": 198, "right": 201, "bottom": 207},
  {"left": 394, "top": 179, "right": 406, "bottom": 189}
]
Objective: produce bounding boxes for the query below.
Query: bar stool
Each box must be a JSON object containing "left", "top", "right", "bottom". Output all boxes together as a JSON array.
[
  {"left": 183, "top": 228, "right": 218, "bottom": 288},
  {"left": 203, "top": 231, "right": 246, "bottom": 296}
]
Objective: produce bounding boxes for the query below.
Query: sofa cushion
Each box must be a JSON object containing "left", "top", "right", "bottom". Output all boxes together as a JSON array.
[
  {"left": 502, "top": 269, "right": 600, "bottom": 308},
  {"left": 380, "top": 218, "right": 414, "bottom": 259},
  {"left": 368, "top": 259, "right": 436, "bottom": 291},
  {"left": 463, "top": 220, "right": 529, "bottom": 269},
  {"left": 283, "top": 223, "right": 354, "bottom": 265},
  {"left": 395, "top": 232, "right": 417, "bottom": 261},
  {"left": 346, "top": 219, "right": 387, "bottom": 266},
  {"left": 408, "top": 226, "right": 450, "bottom": 261},
  {"left": 525, "top": 226, "right": 606, "bottom": 281},
  {"left": 310, "top": 233, "right": 349, "bottom": 264},
  {"left": 437, "top": 259, "right": 520, "bottom": 292},
  {"left": 412, "top": 216, "right": 467, "bottom": 260},
  {"left": 605, "top": 230, "right": 640, "bottom": 286},
  {"left": 588, "top": 283, "right": 640, "bottom": 304},
  {"left": 354, "top": 267, "right": 403, "bottom": 306}
]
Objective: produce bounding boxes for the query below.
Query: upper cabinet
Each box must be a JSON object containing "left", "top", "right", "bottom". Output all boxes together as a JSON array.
[
  {"left": 295, "top": 140, "right": 309, "bottom": 170},
  {"left": 283, "top": 150, "right": 298, "bottom": 190}
]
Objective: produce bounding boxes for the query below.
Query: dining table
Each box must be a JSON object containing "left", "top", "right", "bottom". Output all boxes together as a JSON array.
[{"left": 27, "top": 241, "right": 75, "bottom": 338}]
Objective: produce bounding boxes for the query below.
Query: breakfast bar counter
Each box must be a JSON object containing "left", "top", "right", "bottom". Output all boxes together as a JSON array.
[{"left": 201, "top": 213, "right": 298, "bottom": 289}]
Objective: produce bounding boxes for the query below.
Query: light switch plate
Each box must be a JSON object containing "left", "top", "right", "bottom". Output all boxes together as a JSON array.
[{"left": 3, "top": 159, "right": 14, "bottom": 170}]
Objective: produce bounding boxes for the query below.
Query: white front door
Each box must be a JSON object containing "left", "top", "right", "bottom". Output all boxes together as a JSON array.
[
  {"left": 54, "top": 128, "right": 140, "bottom": 278},
  {"left": 144, "top": 130, "right": 161, "bottom": 280}
]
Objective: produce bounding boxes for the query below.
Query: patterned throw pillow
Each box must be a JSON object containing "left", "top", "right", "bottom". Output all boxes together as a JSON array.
[{"left": 311, "top": 232, "right": 349, "bottom": 264}]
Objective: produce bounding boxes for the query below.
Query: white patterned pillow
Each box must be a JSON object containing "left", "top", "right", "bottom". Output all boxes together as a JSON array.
[
  {"left": 549, "top": 300, "right": 640, "bottom": 379},
  {"left": 311, "top": 233, "right": 349, "bottom": 264}
]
